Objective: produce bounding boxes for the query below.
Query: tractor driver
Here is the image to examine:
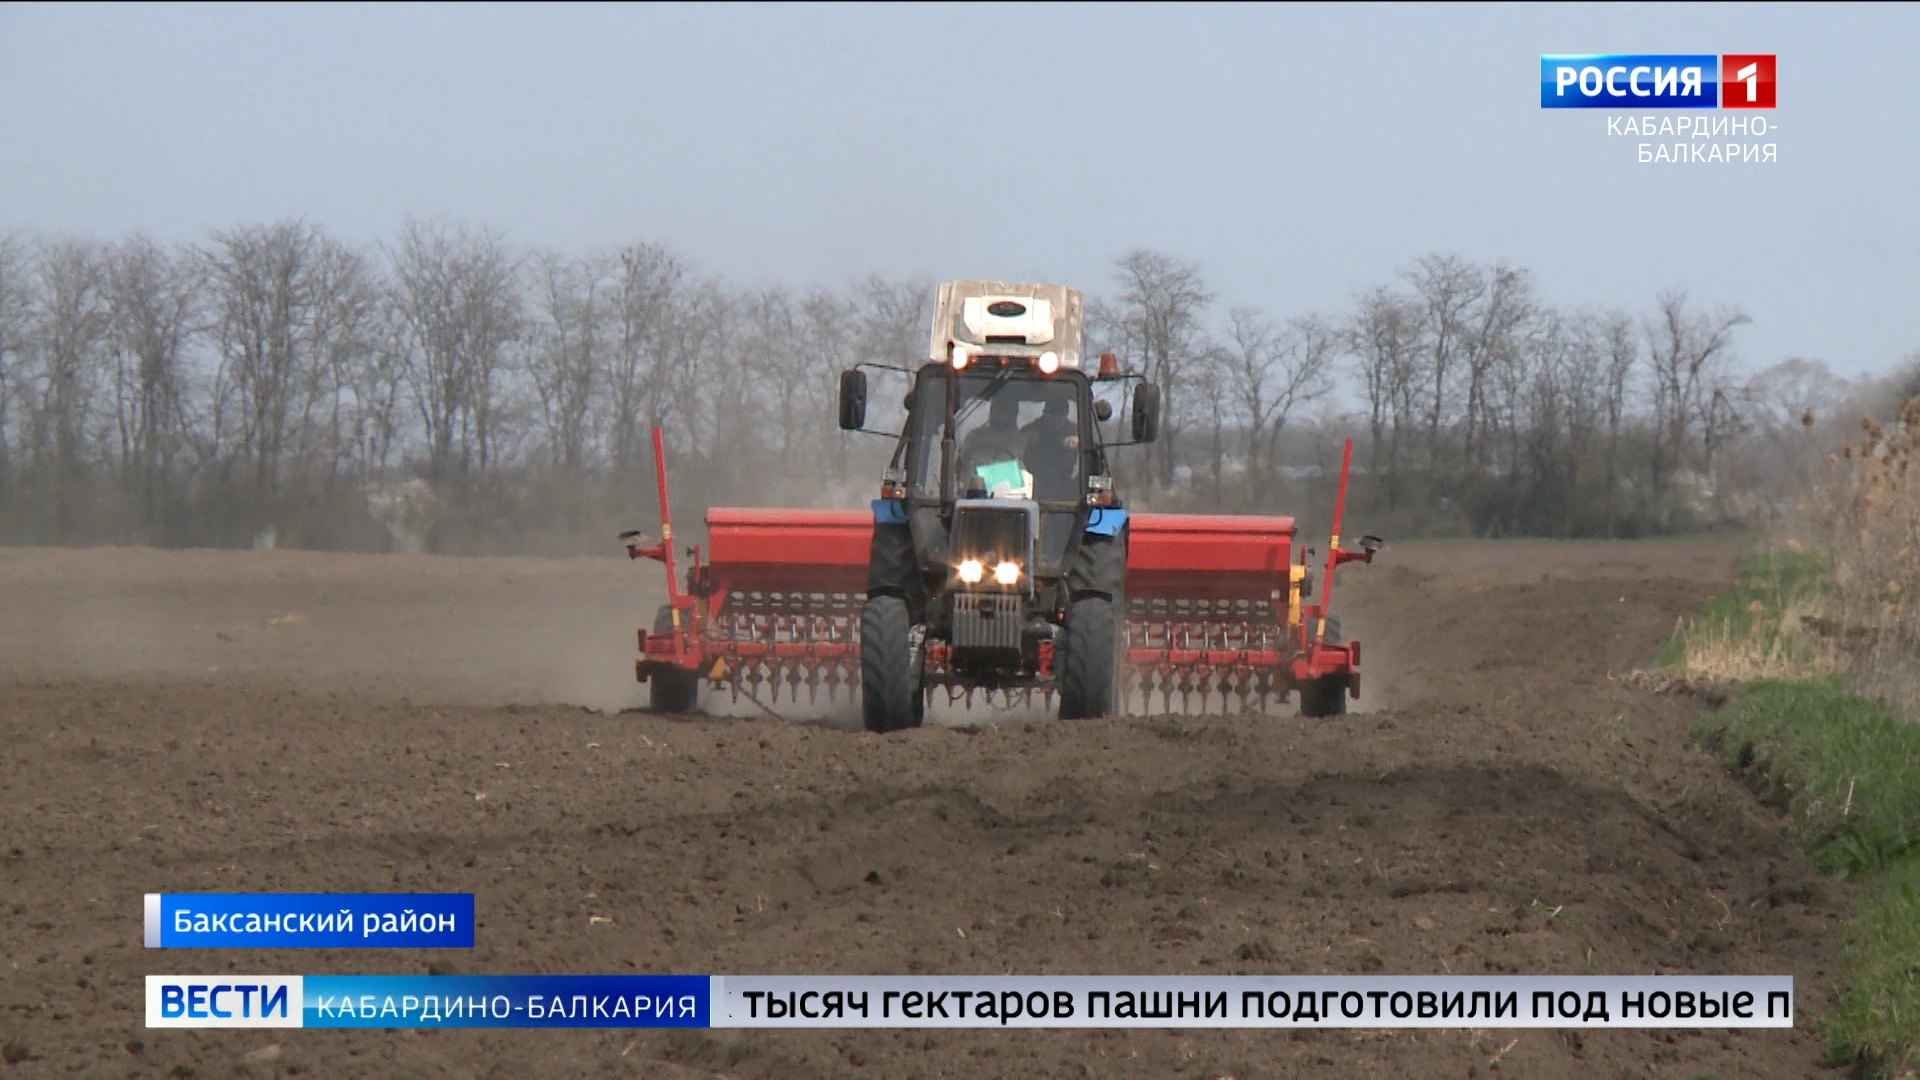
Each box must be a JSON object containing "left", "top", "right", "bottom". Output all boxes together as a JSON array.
[
  {"left": 1021, "top": 397, "right": 1080, "bottom": 502},
  {"left": 958, "top": 389, "right": 1029, "bottom": 491},
  {"left": 1022, "top": 397, "right": 1077, "bottom": 453}
]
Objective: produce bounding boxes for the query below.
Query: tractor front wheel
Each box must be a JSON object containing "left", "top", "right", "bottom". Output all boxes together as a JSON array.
[
  {"left": 861, "top": 594, "right": 923, "bottom": 733},
  {"left": 647, "top": 605, "right": 699, "bottom": 714},
  {"left": 1058, "top": 595, "right": 1119, "bottom": 720}
]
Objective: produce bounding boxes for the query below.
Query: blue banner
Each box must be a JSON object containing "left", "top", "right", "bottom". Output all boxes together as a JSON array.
[
  {"left": 1540, "top": 54, "right": 1721, "bottom": 108},
  {"left": 145, "top": 893, "right": 474, "bottom": 949},
  {"left": 146, "top": 974, "right": 1796, "bottom": 1030}
]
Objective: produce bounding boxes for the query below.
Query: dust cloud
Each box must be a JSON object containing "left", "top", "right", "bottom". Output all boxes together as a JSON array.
[{"left": 0, "top": 546, "right": 663, "bottom": 711}]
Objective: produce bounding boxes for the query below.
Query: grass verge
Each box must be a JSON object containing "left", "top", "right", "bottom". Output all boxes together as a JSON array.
[
  {"left": 1655, "top": 549, "right": 1827, "bottom": 671},
  {"left": 1672, "top": 552, "right": 1920, "bottom": 1077}
]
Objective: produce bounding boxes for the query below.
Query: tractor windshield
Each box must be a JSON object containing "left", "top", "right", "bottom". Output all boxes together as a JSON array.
[
  {"left": 910, "top": 371, "right": 1083, "bottom": 504},
  {"left": 907, "top": 369, "right": 1085, "bottom": 572}
]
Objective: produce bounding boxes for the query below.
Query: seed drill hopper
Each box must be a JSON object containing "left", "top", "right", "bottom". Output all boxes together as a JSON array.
[{"left": 623, "top": 281, "right": 1380, "bottom": 729}]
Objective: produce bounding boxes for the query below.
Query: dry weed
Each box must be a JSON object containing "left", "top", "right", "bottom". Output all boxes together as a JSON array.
[
  {"left": 1808, "top": 397, "right": 1920, "bottom": 716},
  {"left": 1672, "top": 593, "right": 1837, "bottom": 683}
]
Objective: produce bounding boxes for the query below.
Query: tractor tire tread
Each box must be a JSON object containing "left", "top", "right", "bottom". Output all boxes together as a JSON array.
[
  {"left": 861, "top": 594, "right": 922, "bottom": 733},
  {"left": 1068, "top": 532, "right": 1127, "bottom": 601},
  {"left": 867, "top": 523, "right": 922, "bottom": 609},
  {"left": 1059, "top": 594, "right": 1119, "bottom": 720}
]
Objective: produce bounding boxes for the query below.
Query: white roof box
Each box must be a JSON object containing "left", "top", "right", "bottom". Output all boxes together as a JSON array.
[{"left": 928, "top": 281, "right": 1084, "bottom": 368}]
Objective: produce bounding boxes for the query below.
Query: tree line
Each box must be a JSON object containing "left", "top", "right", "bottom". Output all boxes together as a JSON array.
[
  {"left": 0, "top": 220, "right": 1891, "bottom": 554},
  {"left": 1086, "top": 249, "right": 1842, "bottom": 539}
]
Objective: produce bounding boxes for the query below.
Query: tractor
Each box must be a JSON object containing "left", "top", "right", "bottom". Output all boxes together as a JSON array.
[
  {"left": 622, "top": 280, "right": 1380, "bottom": 730},
  {"left": 835, "top": 281, "right": 1148, "bottom": 730}
]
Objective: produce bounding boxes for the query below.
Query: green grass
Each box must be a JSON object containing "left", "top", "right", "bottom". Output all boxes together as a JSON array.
[
  {"left": 1827, "top": 858, "right": 1920, "bottom": 1073},
  {"left": 1675, "top": 553, "right": 1920, "bottom": 1077},
  {"left": 1694, "top": 678, "right": 1920, "bottom": 870}
]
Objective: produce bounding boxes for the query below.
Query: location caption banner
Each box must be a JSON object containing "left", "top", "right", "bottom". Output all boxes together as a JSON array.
[
  {"left": 145, "top": 894, "right": 474, "bottom": 949},
  {"left": 146, "top": 975, "right": 1795, "bottom": 1030}
]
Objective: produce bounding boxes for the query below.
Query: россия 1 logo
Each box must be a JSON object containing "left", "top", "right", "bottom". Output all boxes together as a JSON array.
[
  {"left": 1719, "top": 55, "right": 1775, "bottom": 108},
  {"left": 1539, "top": 54, "right": 1776, "bottom": 109}
]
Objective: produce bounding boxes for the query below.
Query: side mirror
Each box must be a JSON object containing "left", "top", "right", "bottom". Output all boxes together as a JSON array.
[
  {"left": 838, "top": 369, "right": 868, "bottom": 430},
  {"left": 1130, "top": 383, "right": 1161, "bottom": 443},
  {"left": 1094, "top": 399, "right": 1113, "bottom": 422}
]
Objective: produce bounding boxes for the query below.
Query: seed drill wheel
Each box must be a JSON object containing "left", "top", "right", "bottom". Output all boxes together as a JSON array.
[
  {"left": 647, "top": 605, "right": 699, "bottom": 714},
  {"left": 1297, "top": 616, "right": 1349, "bottom": 719},
  {"left": 860, "top": 594, "right": 924, "bottom": 733}
]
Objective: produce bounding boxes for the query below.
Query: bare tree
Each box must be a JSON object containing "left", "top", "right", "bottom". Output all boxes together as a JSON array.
[
  {"left": 526, "top": 250, "right": 607, "bottom": 477},
  {"left": 1747, "top": 357, "right": 1849, "bottom": 432},
  {"left": 1404, "top": 253, "right": 1484, "bottom": 473},
  {"left": 349, "top": 295, "right": 410, "bottom": 484},
  {"left": 1646, "top": 288, "right": 1750, "bottom": 494},
  {"left": 104, "top": 235, "right": 202, "bottom": 527},
  {"left": 799, "top": 287, "right": 859, "bottom": 468},
  {"left": 607, "top": 242, "right": 686, "bottom": 477},
  {"left": 0, "top": 233, "right": 31, "bottom": 504},
  {"left": 1110, "top": 250, "right": 1213, "bottom": 485},
  {"left": 295, "top": 236, "right": 378, "bottom": 495},
  {"left": 1557, "top": 313, "right": 1609, "bottom": 515},
  {"left": 733, "top": 286, "right": 796, "bottom": 463},
  {"left": 1191, "top": 347, "right": 1231, "bottom": 501},
  {"left": 669, "top": 277, "right": 732, "bottom": 469},
  {"left": 843, "top": 274, "right": 932, "bottom": 455},
  {"left": 201, "top": 221, "right": 314, "bottom": 500},
  {"left": 1459, "top": 262, "right": 1533, "bottom": 471},
  {"left": 1734, "top": 357, "right": 1849, "bottom": 510},
  {"left": 1348, "top": 286, "right": 1425, "bottom": 508},
  {"left": 387, "top": 219, "right": 524, "bottom": 488},
  {"left": 30, "top": 238, "right": 111, "bottom": 538},
  {"left": 1221, "top": 306, "right": 1337, "bottom": 487},
  {"left": 1597, "top": 311, "right": 1639, "bottom": 536},
  {"left": 849, "top": 274, "right": 932, "bottom": 366}
]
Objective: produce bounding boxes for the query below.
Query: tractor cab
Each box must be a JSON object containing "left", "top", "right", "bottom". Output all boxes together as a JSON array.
[
  {"left": 906, "top": 366, "right": 1089, "bottom": 578},
  {"left": 839, "top": 281, "right": 1160, "bottom": 588}
]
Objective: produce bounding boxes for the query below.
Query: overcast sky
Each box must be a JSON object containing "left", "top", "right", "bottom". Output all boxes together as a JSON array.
[{"left": 2, "top": 2, "right": 1914, "bottom": 379}]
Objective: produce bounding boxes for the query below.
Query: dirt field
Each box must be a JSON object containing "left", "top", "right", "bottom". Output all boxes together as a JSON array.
[{"left": 0, "top": 538, "right": 1852, "bottom": 1078}]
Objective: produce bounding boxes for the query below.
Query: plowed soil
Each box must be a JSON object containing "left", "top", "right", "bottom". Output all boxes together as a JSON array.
[{"left": 0, "top": 538, "right": 1852, "bottom": 1078}]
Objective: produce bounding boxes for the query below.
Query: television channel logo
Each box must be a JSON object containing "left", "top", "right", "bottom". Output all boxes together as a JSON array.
[
  {"left": 1719, "top": 54, "right": 1776, "bottom": 108},
  {"left": 1540, "top": 55, "right": 1775, "bottom": 109}
]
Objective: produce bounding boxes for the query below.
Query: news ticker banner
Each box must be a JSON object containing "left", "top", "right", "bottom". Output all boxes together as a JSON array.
[
  {"left": 144, "top": 894, "right": 473, "bottom": 949},
  {"left": 147, "top": 975, "right": 1795, "bottom": 1030}
]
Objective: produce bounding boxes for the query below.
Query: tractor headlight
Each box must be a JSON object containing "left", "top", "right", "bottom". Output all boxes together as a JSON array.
[
  {"left": 992, "top": 560, "right": 1021, "bottom": 585},
  {"left": 957, "top": 558, "right": 984, "bottom": 583}
]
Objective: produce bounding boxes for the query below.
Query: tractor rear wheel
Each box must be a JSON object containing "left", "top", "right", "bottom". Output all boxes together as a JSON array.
[
  {"left": 860, "top": 594, "right": 923, "bottom": 733},
  {"left": 1297, "top": 615, "right": 1348, "bottom": 719},
  {"left": 1058, "top": 595, "right": 1119, "bottom": 719},
  {"left": 647, "top": 605, "right": 698, "bottom": 714}
]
